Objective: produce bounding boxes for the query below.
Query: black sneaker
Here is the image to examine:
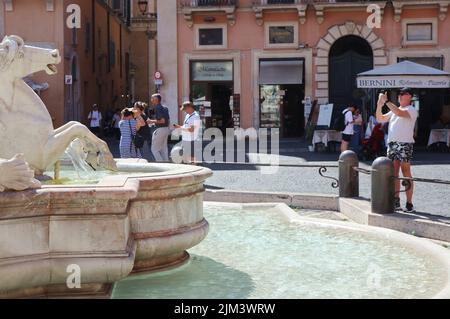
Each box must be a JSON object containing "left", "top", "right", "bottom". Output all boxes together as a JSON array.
[
  {"left": 394, "top": 198, "right": 401, "bottom": 211},
  {"left": 403, "top": 202, "right": 416, "bottom": 213}
]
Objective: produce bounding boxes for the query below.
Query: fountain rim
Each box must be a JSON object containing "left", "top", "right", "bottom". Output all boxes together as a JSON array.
[{"left": 41, "top": 160, "right": 213, "bottom": 190}]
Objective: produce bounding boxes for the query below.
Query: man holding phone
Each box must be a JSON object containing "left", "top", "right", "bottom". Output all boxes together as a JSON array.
[
  {"left": 173, "top": 101, "right": 201, "bottom": 164},
  {"left": 376, "top": 88, "right": 418, "bottom": 213}
]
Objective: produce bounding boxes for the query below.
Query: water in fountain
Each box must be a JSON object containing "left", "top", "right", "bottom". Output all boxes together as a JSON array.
[
  {"left": 42, "top": 139, "right": 109, "bottom": 185},
  {"left": 64, "top": 139, "right": 96, "bottom": 177}
]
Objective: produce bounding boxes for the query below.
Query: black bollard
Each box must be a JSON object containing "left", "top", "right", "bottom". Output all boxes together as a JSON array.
[
  {"left": 371, "top": 157, "right": 395, "bottom": 214},
  {"left": 338, "top": 150, "right": 359, "bottom": 198}
]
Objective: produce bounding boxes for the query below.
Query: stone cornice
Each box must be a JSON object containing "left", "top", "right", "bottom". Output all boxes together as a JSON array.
[
  {"left": 392, "top": 0, "right": 450, "bottom": 22},
  {"left": 313, "top": 1, "right": 388, "bottom": 25},
  {"left": 181, "top": 5, "right": 236, "bottom": 28},
  {"left": 252, "top": 3, "right": 308, "bottom": 25},
  {"left": 130, "top": 15, "right": 157, "bottom": 39}
]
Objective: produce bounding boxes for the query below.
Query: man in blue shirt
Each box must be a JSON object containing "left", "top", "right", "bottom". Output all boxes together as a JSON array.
[{"left": 148, "top": 94, "right": 170, "bottom": 161}]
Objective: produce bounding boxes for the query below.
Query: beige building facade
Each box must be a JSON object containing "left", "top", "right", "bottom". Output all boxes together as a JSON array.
[{"left": 153, "top": 0, "right": 450, "bottom": 144}]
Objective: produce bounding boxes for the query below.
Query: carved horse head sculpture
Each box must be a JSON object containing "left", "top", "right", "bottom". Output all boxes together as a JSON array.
[
  {"left": 0, "top": 35, "right": 117, "bottom": 175},
  {"left": 0, "top": 35, "right": 61, "bottom": 77}
]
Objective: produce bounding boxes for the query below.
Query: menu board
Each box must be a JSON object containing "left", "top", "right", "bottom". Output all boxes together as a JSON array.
[{"left": 317, "top": 104, "right": 334, "bottom": 128}]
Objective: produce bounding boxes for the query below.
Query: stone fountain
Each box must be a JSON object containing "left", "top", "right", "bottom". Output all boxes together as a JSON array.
[{"left": 0, "top": 36, "right": 212, "bottom": 298}]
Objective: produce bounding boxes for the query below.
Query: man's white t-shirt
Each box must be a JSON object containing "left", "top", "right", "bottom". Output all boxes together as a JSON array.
[
  {"left": 386, "top": 105, "right": 418, "bottom": 143},
  {"left": 182, "top": 111, "right": 201, "bottom": 142},
  {"left": 88, "top": 110, "right": 102, "bottom": 128},
  {"left": 342, "top": 109, "right": 354, "bottom": 135}
]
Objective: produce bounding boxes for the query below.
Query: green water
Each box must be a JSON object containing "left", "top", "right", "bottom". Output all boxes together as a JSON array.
[
  {"left": 42, "top": 170, "right": 150, "bottom": 185},
  {"left": 42, "top": 171, "right": 117, "bottom": 185},
  {"left": 112, "top": 204, "right": 446, "bottom": 299}
]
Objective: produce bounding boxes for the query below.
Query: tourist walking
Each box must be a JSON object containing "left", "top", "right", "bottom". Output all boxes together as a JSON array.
[
  {"left": 148, "top": 94, "right": 170, "bottom": 162},
  {"left": 376, "top": 88, "right": 418, "bottom": 213},
  {"left": 340, "top": 105, "right": 358, "bottom": 153},
  {"left": 173, "top": 101, "right": 202, "bottom": 164},
  {"left": 119, "top": 108, "right": 143, "bottom": 159},
  {"left": 88, "top": 104, "right": 102, "bottom": 136}
]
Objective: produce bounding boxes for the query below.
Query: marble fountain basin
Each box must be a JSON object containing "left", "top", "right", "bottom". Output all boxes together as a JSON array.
[{"left": 0, "top": 159, "right": 212, "bottom": 298}]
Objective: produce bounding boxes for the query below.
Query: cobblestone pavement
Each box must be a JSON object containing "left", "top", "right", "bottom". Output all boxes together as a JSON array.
[{"left": 106, "top": 137, "right": 450, "bottom": 218}]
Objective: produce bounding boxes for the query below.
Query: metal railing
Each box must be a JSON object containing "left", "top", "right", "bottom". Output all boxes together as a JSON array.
[
  {"left": 338, "top": 151, "right": 450, "bottom": 214},
  {"left": 201, "top": 161, "right": 340, "bottom": 188},
  {"left": 397, "top": 176, "right": 450, "bottom": 186}
]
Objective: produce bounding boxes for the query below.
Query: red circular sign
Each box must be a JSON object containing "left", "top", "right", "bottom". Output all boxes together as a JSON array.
[{"left": 154, "top": 71, "right": 162, "bottom": 79}]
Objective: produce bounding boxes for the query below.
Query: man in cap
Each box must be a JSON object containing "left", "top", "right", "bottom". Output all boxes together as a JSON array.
[
  {"left": 173, "top": 101, "right": 202, "bottom": 164},
  {"left": 376, "top": 87, "right": 418, "bottom": 213}
]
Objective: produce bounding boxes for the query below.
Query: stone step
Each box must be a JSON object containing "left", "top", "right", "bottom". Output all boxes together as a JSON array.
[
  {"left": 340, "top": 198, "right": 450, "bottom": 242},
  {"left": 205, "top": 189, "right": 339, "bottom": 211}
]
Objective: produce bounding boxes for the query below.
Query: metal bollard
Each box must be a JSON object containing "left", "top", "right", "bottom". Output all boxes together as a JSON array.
[
  {"left": 338, "top": 150, "right": 359, "bottom": 198},
  {"left": 371, "top": 157, "right": 395, "bottom": 214}
]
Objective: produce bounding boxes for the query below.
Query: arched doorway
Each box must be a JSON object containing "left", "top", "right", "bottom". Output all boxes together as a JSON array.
[{"left": 329, "top": 35, "right": 373, "bottom": 109}]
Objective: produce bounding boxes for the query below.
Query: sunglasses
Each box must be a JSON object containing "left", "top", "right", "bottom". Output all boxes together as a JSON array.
[{"left": 399, "top": 92, "right": 412, "bottom": 96}]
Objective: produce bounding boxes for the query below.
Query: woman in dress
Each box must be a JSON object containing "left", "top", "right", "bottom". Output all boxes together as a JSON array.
[{"left": 119, "top": 108, "right": 143, "bottom": 159}]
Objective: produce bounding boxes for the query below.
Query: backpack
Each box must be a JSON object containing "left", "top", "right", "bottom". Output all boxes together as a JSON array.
[{"left": 333, "top": 110, "right": 350, "bottom": 132}]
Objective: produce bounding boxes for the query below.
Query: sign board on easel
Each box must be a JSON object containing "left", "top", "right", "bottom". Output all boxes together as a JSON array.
[{"left": 316, "top": 104, "right": 334, "bottom": 129}]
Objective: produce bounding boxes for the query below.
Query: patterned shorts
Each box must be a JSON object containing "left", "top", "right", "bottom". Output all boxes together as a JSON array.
[{"left": 387, "top": 142, "right": 414, "bottom": 163}]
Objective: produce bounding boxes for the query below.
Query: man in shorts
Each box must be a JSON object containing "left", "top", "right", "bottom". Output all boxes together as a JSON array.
[
  {"left": 340, "top": 105, "right": 358, "bottom": 153},
  {"left": 376, "top": 87, "right": 418, "bottom": 213}
]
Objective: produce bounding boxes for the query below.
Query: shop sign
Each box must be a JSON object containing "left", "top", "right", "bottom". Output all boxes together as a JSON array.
[
  {"left": 192, "top": 62, "right": 233, "bottom": 82},
  {"left": 357, "top": 76, "right": 450, "bottom": 88},
  {"left": 268, "top": 26, "right": 294, "bottom": 44},
  {"left": 65, "top": 75, "right": 73, "bottom": 85}
]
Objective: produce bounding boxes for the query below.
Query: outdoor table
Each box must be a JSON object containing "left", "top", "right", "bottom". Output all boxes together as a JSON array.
[
  {"left": 312, "top": 130, "right": 342, "bottom": 148},
  {"left": 427, "top": 129, "right": 450, "bottom": 147}
]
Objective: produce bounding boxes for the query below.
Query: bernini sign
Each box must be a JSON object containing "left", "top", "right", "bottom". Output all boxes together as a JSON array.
[{"left": 357, "top": 76, "right": 450, "bottom": 88}]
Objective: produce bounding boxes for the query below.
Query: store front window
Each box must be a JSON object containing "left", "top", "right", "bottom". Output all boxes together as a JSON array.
[
  {"left": 190, "top": 61, "right": 234, "bottom": 132},
  {"left": 259, "top": 59, "right": 305, "bottom": 137}
]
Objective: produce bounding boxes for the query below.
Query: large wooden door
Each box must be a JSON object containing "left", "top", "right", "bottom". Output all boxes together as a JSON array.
[{"left": 329, "top": 50, "right": 373, "bottom": 108}]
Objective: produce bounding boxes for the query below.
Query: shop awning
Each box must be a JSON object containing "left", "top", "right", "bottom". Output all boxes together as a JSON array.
[
  {"left": 259, "top": 60, "right": 303, "bottom": 85},
  {"left": 356, "top": 60, "right": 450, "bottom": 88}
]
